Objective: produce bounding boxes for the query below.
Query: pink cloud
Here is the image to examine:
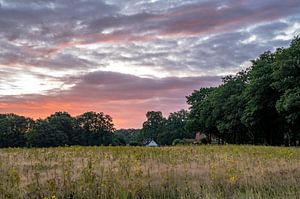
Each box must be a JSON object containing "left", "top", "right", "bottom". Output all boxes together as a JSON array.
[{"left": 0, "top": 72, "right": 222, "bottom": 128}]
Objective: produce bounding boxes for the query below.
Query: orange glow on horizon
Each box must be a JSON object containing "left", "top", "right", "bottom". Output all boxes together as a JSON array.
[{"left": 0, "top": 101, "right": 148, "bottom": 129}]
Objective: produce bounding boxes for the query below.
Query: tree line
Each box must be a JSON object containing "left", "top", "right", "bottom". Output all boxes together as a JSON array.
[
  {"left": 0, "top": 112, "right": 114, "bottom": 147},
  {"left": 119, "top": 37, "right": 299, "bottom": 146},
  {"left": 0, "top": 109, "right": 193, "bottom": 147},
  {"left": 114, "top": 110, "right": 194, "bottom": 146},
  {"left": 187, "top": 37, "right": 300, "bottom": 146}
]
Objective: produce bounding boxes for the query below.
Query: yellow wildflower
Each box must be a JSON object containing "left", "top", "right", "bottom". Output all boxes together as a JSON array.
[{"left": 229, "top": 176, "right": 237, "bottom": 185}]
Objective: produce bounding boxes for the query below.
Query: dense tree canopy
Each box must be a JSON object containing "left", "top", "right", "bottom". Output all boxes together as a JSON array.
[
  {"left": 158, "top": 110, "right": 193, "bottom": 145},
  {"left": 0, "top": 114, "right": 33, "bottom": 147},
  {"left": 140, "top": 111, "right": 166, "bottom": 143},
  {"left": 138, "top": 110, "right": 194, "bottom": 145},
  {"left": 113, "top": 129, "right": 141, "bottom": 146},
  {"left": 27, "top": 112, "right": 80, "bottom": 147},
  {"left": 76, "top": 112, "right": 114, "bottom": 146},
  {"left": 187, "top": 37, "right": 300, "bottom": 146},
  {"left": 0, "top": 111, "right": 115, "bottom": 148}
]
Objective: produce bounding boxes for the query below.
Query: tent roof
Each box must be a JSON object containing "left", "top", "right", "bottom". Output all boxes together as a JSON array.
[{"left": 146, "top": 140, "right": 158, "bottom": 147}]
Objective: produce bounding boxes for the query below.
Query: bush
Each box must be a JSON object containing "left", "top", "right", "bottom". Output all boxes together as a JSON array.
[
  {"left": 172, "top": 139, "right": 185, "bottom": 146},
  {"left": 112, "top": 137, "right": 126, "bottom": 146},
  {"left": 129, "top": 141, "right": 141, "bottom": 146},
  {"left": 200, "top": 138, "right": 208, "bottom": 144}
]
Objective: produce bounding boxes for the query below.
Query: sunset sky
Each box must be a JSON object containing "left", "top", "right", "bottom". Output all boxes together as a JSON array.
[{"left": 0, "top": 0, "right": 300, "bottom": 128}]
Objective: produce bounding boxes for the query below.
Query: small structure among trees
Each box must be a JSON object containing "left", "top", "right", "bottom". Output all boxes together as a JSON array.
[
  {"left": 146, "top": 139, "right": 159, "bottom": 147},
  {"left": 195, "top": 132, "right": 206, "bottom": 142}
]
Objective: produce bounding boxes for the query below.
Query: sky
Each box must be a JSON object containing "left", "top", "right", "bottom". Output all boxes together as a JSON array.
[{"left": 0, "top": 0, "right": 300, "bottom": 128}]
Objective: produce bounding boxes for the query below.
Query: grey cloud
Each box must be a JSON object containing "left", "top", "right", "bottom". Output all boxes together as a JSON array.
[
  {"left": 0, "top": 70, "right": 222, "bottom": 103},
  {"left": 61, "top": 70, "right": 222, "bottom": 101},
  {"left": 0, "top": 0, "right": 299, "bottom": 96},
  {"left": 1, "top": 0, "right": 300, "bottom": 128}
]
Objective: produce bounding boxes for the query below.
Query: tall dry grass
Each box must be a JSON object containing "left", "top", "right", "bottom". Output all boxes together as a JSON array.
[{"left": 0, "top": 145, "right": 299, "bottom": 198}]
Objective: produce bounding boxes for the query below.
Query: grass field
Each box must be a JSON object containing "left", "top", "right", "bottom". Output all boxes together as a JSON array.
[{"left": 0, "top": 145, "right": 299, "bottom": 199}]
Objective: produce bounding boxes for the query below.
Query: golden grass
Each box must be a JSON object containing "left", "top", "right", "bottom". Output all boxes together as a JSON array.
[{"left": 0, "top": 145, "right": 299, "bottom": 199}]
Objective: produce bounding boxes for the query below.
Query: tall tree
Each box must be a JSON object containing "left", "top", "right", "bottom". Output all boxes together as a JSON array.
[
  {"left": 187, "top": 37, "right": 300, "bottom": 145},
  {"left": 186, "top": 87, "right": 217, "bottom": 142},
  {"left": 27, "top": 112, "right": 83, "bottom": 147},
  {"left": 113, "top": 129, "right": 141, "bottom": 145},
  {"left": 158, "top": 109, "right": 193, "bottom": 145},
  {"left": 0, "top": 114, "right": 33, "bottom": 147},
  {"left": 76, "top": 112, "right": 114, "bottom": 146},
  {"left": 272, "top": 37, "right": 300, "bottom": 145},
  {"left": 141, "top": 111, "right": 166, "bottom": 143},
  {"left": 46, "top": 112, "right": 82, "bottom": 145},
  {"left": 27, "top": 118, "right": 69, "bottom": 147},
  {"left": 214, "top": 71, "right": 250, "bottom": 144},
  {"left": 241, "top": 52, "right": 284, "bottom": 145}
]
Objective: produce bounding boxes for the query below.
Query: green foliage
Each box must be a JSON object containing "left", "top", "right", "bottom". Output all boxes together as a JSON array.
[
  {"left": 272, "top": 37, "right": 300, "bottom": 145},
  {"left": 159, "top": 109, "right": 193, "bottom": 145},
  {"left": 27, "top": 118, "right": 69, "bottom": 147},
  {"left": 76, "top": 112, "right": 115, "bottom": 146},
  {"left": 186, "top": 87, "right": 216, "bottom": 138},
  {"left": 187, "top": 72, "right": 250, "bottom": 144},
  {"left": 140, "top": 111, "right": 166, "bottom": 143},
  {"left": 0, "top": 114, "right": 33, "bottom": 147},
  {"left": 241, "top": 51, "right": 284, "bottom": 145},
  {"left": 140, "top": 110, "right": 194, "bottom": 145},
  {"left": 200, "top": 137, "right": 208, "bottom": 144},
  {"left": 129, "top": 141, "right": 141, "bottom": 146},
  {"left": 172, "top": 139, "right": 185, "bottom": 145},
  {"left": 113, "top": 129, "right": 141, "bottom": 145},
  {"left": 112, "top": 137, "right": 127, "bottom": 146},
  {"left": 0, "top": 111, "right": 115, "bottom": 148},
  {"left": 187, "top": 37, "right": 300, "bottom": 146},
  {"left": 27, "top": 112, "right": 82, "bottom": 147}
]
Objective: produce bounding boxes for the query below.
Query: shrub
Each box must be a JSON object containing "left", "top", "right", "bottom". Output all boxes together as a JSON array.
[
  {"left": 201, "top": 138, "right": 208, "bottom": 144},
  {"left": 172, "top": 139, "right": 185, "bottom": 145},
  {"left": 129, "top": 141, "right": 141, "bottom": 146}
]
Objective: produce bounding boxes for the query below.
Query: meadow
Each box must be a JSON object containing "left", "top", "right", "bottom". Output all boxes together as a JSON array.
[{"left": 0, "top": 145, "right": 299, "bottom": 199}]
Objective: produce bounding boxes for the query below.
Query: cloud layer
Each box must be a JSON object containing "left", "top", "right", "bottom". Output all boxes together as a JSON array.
[{"left": 0, "top": 0, "right": 300, "bottom": 127}]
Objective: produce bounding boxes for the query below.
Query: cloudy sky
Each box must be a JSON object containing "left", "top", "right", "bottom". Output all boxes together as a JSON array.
[{"left": 0, "top": 0, "right": 299, "bottom": 128}]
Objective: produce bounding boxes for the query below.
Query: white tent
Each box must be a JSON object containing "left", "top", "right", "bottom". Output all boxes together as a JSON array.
[{"left": 146, "top": 140, "right": 159, "bottom": 147}]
